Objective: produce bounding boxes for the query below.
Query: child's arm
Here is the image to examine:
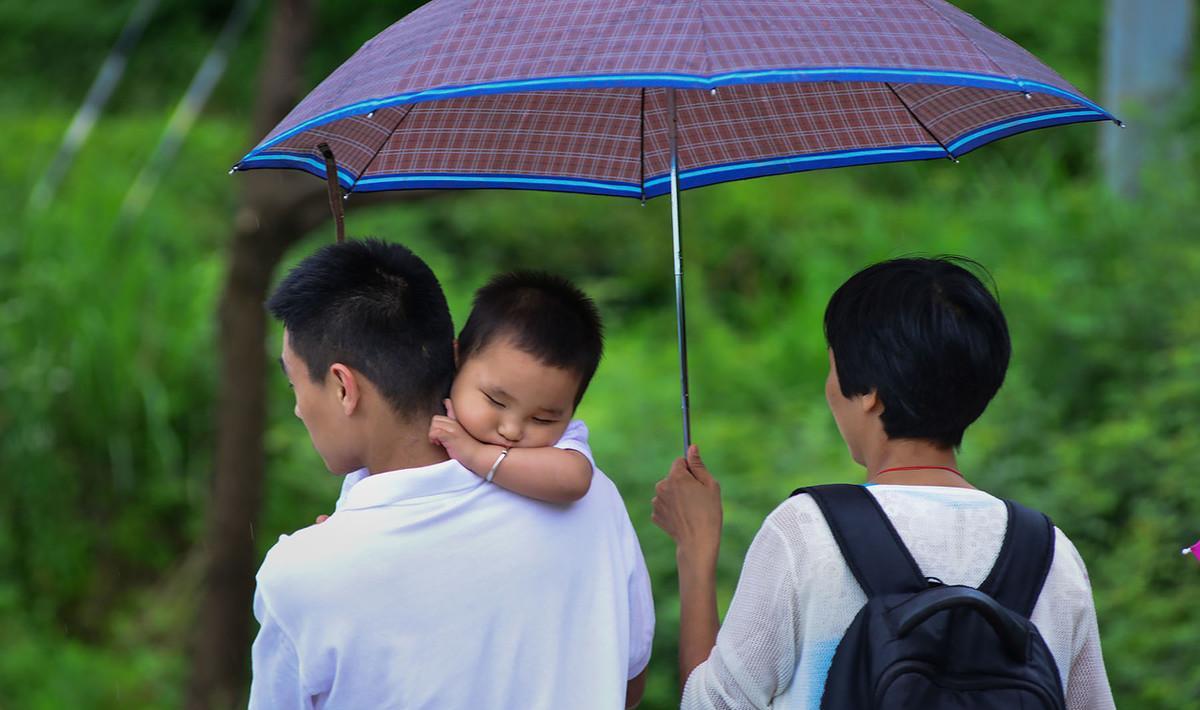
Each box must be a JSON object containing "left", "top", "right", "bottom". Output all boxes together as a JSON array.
[
  {"left": 429, "top": 402, "right": 593, "bottom": 504},
  {"left": 480, "top": 445, "right": 593, "bottom": 503}
]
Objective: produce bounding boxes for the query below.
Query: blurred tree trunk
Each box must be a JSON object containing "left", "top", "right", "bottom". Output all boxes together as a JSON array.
[
  {"left": 185, "top": 2, "right": 441, "bottom": 706},
  {"left": 1102, "top": 0, "right": 1194, "bottom": 197},
  {"left": 185, "top": 1, "right": 318, "bottom": 707}
]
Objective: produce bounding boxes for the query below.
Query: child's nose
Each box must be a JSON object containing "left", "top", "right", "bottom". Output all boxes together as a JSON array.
[{"left": 498, "top": 419, "right": 522, "bottom": 443}]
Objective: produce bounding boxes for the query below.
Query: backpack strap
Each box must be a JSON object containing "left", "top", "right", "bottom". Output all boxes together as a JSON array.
[
  {"left": 791, "top": 484, "right": 927, "bottom": 596},
  {"left": 977, "top": 500, "right": 1056, "bottom": 617}
]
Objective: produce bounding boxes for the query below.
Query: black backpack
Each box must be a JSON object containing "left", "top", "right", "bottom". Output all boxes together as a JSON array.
[{"left": 790, "top": 484, "right": 1067, "bottom": 710}]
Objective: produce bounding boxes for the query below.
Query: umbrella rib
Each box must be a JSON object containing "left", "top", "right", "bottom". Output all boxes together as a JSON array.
[
  {"left": 884, "top": 82, "right": 957, "bottom": 161},
  {"left": 639, "top": 87, "right": 646, "bottom": 203},
  {"left": 910, "top": 0, "right": 1015, "bottom": 86},
  {"left": 348, "top": 104, "right": 416, "bottom": 193}
]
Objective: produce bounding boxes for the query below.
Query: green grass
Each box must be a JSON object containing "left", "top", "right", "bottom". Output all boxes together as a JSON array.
[{"left": 2, "top": 1, "right": 1199, "bottom": 705}]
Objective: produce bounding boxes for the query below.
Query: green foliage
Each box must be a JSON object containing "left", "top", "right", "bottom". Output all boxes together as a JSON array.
[{"left": 2, "top": 1, "right": 1199, "bottom": 708}]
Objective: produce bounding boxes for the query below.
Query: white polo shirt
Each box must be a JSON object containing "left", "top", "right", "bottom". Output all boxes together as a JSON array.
[{"left": 249, "top": 457, "right": 654, "bottom": 709}]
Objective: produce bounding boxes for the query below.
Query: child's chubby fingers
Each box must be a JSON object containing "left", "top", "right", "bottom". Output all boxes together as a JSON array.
[
  {"left": 430, "top": 414, "right": 459, "bottom": 430},
  {"left": 429, "top": 415, "right": 458, "bottom": 437}
]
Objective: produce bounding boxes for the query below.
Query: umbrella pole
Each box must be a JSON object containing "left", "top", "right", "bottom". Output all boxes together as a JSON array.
[{"left": 667, "top": 88, "right": 691, "bottom": 455}]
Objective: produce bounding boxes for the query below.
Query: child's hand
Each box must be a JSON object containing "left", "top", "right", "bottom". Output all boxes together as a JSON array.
[{"left": 429, "top": 399, "right": 489, "bottom": 474}]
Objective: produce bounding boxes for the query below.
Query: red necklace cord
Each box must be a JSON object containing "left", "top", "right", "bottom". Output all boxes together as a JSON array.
[{"left": 875, "top": 465, "right": 964, "bottom": 478}]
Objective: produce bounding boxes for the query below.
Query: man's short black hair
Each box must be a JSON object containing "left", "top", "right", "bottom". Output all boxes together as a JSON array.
[
  {"left": 267, "top": 238, "right": 455, "bottom": 419},
  {"left": 823, "top": 256, "right": 1010, "bottom": 449},
  {"left": 458, "top": 271, "right": 604, "bottom": 406}
]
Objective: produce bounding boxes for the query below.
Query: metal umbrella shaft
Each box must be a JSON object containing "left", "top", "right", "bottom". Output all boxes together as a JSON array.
[{"left": 667, "top": 88, "right": 691, "bottom": 455}]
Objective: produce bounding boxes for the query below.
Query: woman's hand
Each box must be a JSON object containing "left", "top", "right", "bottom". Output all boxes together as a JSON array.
[
  {"left": 652, "top": 445, "right": 723, "bottom": 565},
  {"left": 652, "top": 444, "right": 724, "bottom": 686}
]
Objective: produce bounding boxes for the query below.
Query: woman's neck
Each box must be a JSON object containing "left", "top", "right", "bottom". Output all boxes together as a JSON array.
[{"left": 864, "top": 439, "right": 974, "bottom": 489}]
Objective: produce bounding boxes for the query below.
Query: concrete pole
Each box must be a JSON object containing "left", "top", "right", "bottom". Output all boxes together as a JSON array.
[{"left": 1102, "top": 0, "right": 1194, "bottom": 198}]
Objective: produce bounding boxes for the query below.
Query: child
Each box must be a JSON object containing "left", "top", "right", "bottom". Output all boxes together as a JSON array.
[
  {"left": 263, "top": 240, "right": 653, "bottom": 708},
  {"left": 427, "top": 270, "right": 603, "bottom": 503}
]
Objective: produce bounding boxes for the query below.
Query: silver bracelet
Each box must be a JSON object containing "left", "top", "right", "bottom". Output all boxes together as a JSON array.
[{"left": 485, "top": 447, "right": 510, "bottom": 483}]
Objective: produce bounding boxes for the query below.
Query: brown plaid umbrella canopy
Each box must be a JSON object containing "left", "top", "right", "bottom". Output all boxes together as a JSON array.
[
  {"left": 237, "top": 0, "right": 1114, "bottom": 198},
  {"left": 236, "top": 0, "right": 1116, "bottom": 447}
]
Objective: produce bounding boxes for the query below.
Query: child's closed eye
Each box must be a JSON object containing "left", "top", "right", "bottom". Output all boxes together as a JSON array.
[
  {"left": 483, "top": 392, "right": 506, "bottom": 408},
  {"left": 531, "top": 417, "right": 558, "bottom": 425}
]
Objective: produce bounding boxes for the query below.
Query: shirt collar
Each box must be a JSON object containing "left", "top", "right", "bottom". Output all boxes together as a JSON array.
[{"left": 339, "top": 459, "right": 482, "bottom": 511}]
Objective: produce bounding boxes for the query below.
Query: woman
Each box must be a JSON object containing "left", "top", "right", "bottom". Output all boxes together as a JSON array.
[{"left": 652, "top": 257, "right": 1114, "bottom": 709}]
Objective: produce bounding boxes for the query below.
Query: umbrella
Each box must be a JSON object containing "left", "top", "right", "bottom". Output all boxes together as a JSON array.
[{"left": 233, "top": 0, "right": 1117, "bottom": 452}]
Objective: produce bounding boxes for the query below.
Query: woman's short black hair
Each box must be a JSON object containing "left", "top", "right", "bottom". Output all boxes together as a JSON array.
[
  {"left": 823, "top": 256, "right": 1010, "bottom": 449},
  {"left": 267, "top": 238, "right": 456, "bottom": 419},
  {"left": 458, "top": 271, "right": 604, "bottom": 407}
]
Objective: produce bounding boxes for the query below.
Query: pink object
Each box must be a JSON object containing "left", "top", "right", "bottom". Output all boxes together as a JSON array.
[{"left": 1183, "top": 540, "right": 1200, "bottom": 562}]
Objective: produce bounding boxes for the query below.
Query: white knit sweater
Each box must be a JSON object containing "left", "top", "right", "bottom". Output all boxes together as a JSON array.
[{"left": 682, "top": 484, "right": 1115, "bottom": 709}]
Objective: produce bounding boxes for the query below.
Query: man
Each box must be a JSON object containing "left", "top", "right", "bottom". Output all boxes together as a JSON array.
[{"left": 251, "top": 238, "right": 653, "bottom": 708}]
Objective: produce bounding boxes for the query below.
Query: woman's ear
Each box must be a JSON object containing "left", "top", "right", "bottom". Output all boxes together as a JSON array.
[{"left": 329, "top": 363, "right": 361, "bottom": 416}]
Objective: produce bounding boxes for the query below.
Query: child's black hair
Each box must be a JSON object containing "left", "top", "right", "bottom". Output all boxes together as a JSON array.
[
  {"left": 458, "top": 271, "right": 604, "bottom": 406},
  {"left": 823, "top": 256, "right": 1010, "bottom": 449},
  {"left": 267, "top": 238, "right": 456, "bottom": 419}
]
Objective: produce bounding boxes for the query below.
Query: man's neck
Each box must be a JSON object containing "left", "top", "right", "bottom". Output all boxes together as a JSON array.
[{"left": 362, "top": 414, "right": 449, "bottom": 475}]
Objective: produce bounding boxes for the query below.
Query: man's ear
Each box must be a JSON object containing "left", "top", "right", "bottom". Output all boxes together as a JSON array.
[
  {"left": 329, "top": 363, "right": 361, "bottom": 416},
  {"left": 861, "top": 389, "right": 884, "bottom": 415}
]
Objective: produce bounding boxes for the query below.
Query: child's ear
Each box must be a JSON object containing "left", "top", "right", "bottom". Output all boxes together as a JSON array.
[{"left": 329, "top": 363, "right": 361, "bottom": 415}]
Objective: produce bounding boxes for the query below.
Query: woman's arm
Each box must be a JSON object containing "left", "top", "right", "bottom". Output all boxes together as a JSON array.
[{"left": 651, "top": 445, "right": 723, "bottom": 685}]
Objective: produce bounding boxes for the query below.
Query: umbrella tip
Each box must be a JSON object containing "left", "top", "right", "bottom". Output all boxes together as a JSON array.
[
  {"left": 710, "top": 88, "right": 717, "bottom": 96},
  {"left": 367, "top": 111, "right": 375, "bottom": 119},
  {"left": 1115, "top": 120, "right": 1127, "bottom": 129},
  {"left": 1023, "top": 91, "right": 1032, "bottom": 100},
  {"left": 228, "top": 165, "right": 239, "bottom": 175}
]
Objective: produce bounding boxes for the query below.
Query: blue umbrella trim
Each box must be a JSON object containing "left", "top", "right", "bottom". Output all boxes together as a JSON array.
[
  {"left": 640, "top": 145, "right": 947, "bottom": 197},
  {"left": 946, "top": 109, "right": 1105, "bottom": 155},
  {"left": 353, "top": 173, "right": 641, "bottom": 197},
  {"left": 235, "top": 152, "right": 356, "bottom": 189},
  {"left": 240, "top": 68, "right": 1115, "bottom": 162},
  {"left": 237, "top": 107, "right": 1110, "bottom": 199}
]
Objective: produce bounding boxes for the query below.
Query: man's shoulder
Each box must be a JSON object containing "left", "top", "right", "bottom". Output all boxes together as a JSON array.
[
  {"left": 576, "top": 469, "right": 637, "bottom": 526},
  {"left": 256, "top": 520, "right": 355, "bottom": 605}
]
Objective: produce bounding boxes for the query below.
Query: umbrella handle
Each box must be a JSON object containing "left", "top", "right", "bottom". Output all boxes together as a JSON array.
[{"left": 318, "top": 143, "right": 346, "bottom": 243}]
